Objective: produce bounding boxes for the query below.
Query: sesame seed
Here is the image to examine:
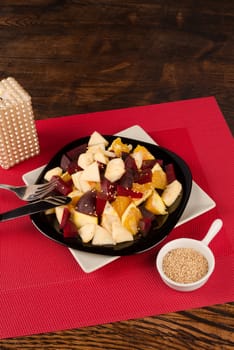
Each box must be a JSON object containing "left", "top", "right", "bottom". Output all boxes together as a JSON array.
[{"left": 162, "top": 248, "right": 208, "bottom": 284}]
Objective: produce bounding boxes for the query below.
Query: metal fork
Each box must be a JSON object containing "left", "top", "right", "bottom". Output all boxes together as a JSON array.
[{"left": 0, "top": 180, "right": 57, "bottom": 201}]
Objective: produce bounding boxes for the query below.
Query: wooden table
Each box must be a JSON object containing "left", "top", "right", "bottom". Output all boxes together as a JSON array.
[{"left": 1, "top": 1, "right": 233, "bottom": 349}]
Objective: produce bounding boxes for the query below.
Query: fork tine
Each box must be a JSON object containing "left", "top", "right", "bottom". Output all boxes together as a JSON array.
[
  {"left": 0, "top": 179, "right": 59, "bottom": 201},
  {"left": 25, "top": 181, "right": 58, "bottom": 201},
  {"left": 33, "top": 181, "right": 57, "bottom": 195},
  {"left": 34, "top": 182, "right": 55, "bottom": 189}
]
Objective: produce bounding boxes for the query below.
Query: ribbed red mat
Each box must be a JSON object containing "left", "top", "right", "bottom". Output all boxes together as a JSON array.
[{"left": 0, "top": 97, "right": 233, "bottom": 339}]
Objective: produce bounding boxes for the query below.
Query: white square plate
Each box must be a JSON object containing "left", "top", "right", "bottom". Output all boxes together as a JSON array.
[{"left": 23, "top": 125, "right": 216, "bottom": 273}]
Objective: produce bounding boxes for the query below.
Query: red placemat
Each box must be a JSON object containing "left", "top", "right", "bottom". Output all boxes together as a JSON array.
[{"left": 0, "top": 97, "right": 233, "bottom": 339}]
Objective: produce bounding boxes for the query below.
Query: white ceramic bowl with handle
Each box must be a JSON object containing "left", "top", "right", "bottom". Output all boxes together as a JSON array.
[{"left": 156, "top": 219, "right": 223, "bottom": 292}]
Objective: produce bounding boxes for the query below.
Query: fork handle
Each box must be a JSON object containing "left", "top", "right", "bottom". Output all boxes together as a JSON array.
[{"left": 0, "top": 184, "right": 16, "bottom": 190}]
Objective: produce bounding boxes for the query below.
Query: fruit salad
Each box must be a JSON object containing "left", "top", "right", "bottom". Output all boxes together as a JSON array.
[{"left": 43, "top": 132, "right": 183, "bottom": 246}]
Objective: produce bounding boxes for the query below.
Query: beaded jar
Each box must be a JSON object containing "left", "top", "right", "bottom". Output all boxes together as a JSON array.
[{"left": 0, "top": 77, "right": 40, "bottom": 169}]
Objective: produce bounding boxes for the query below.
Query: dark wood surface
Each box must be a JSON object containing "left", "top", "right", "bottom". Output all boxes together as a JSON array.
[{"left": 1, "top": 1, "right": 233, "bottom": 349}]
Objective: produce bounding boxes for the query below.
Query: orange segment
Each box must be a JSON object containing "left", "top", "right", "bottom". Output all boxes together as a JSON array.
[
  {"left": 121, "top": 203, "right": 142, "bottom": 235},
  {"left": 89, "top": 181, "right": 101, "bottom": 191},
  {"left": 132, "top": 145, "right": 155, "bottom": 160},
  {"left": 61, "top": 171, "right": 72, "bottom": 182},
  {"left": 132, "top": 182, "right": 153, "bottom": 206},
  {"left": 108, "top": 137, "right": 132, "bottom": 157},
  {"left": 152, "top": 163, "right": 167, "bottom": 189},
  {"left": 132, "top": 182, "right": 154, "bottom": 193},
  {"left": 111, "top": 196, "right": 131, "bottom": 218},
  {"left": 145, "top": 190, "right": 167, "bottom": 215}
]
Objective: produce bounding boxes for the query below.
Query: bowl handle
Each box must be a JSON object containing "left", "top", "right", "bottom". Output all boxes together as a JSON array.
[{"left": 202, "top": 219, "right": 223, "bottom": 246}]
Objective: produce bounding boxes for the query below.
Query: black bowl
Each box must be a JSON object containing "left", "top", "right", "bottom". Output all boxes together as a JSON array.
[{"left": 31, "top": 135, "right": 192, "bottom": 255}]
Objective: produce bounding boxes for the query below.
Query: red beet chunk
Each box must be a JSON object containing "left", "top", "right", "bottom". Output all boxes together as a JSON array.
[
  {"left": 121, "top": 152, "right": 130, "bottom": 161},
  {"left": 76, "top": 190, "right": 97, "bottom": 216},
  {"left": 124, "top": 155, "right": 138, "bottom": 171},
  {"left": 135, "top": 168, "right": 152, "bottom": 184},
  {"left": 61, "top": 154, "right": 72, "bottom": 171},
  {"left": 140, "top": 206, "right": 156, "bottom": 220},
  {"left": 67, "top": 160, "right": 82, "bottom": 175},
  {"left": 165, "top": 163, "right": 176, "bottom": 184},
  {"left": 101, "top": 177, "right": 116, "bottom": 201},
  {"left": 66, "top": 144, "right": 88, "bottom": 161},
  {"left": 117, "top": 185, "right": 142, "bottom": 198},
  {"left": 96, "top": 192, "right": 107, "bottom": 216},
  {"left": 63, "top": 220, "right": 78, "bottom": 238},
  {"left": 141, "top": 159, "right": 157, "bottom": 170},
  {"left": 157, "top": 159, "right": 163, "bottom": 166},
  {"left": 52, "top": 176, "right": 73, "bottom": 195},
  {"left": 118, "top": 169, "right": 134, "bottom": 189},
  {"left": 139, "top": 217, "right": 152, "bottom": 236},
  {"left": 59, "top": 207, "right": 71, "bottom": 229}
]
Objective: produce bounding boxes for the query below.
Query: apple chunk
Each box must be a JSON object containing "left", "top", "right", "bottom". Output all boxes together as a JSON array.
[
  {"left": 104, "top": 158, "right": 125, "bottom": 183},
  {"left": 82, "top": 161, "right": 100, "bottom": 182},
  {"left": 78, "top": 152, "right": 94, "bottom": 169},
  {"left": 101, "top": 201, "right": 121, "bottom": 233},
  {"left": 111, "top": 222, "right": 133, "bottom": 243},
  {"left": 44, "top": 166, "right": 63, "bottom": 182},
  {"left": 92, "top": 225, "right": 115, "bottom": 245},
  {"left": 71, "top": 171, "right": 92, "bottom": 193},
  {"left": 72, "top": 210, "right": 98, "bottom": 229},
  {"left": 88, "top": 131, "right": 109, "bottom": 147},
  {"left": 78, "top": 223, "right": 97, "bottom": 243},
  {"left": 161, "top": 179, "right": 182, "bottom": 206}
]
